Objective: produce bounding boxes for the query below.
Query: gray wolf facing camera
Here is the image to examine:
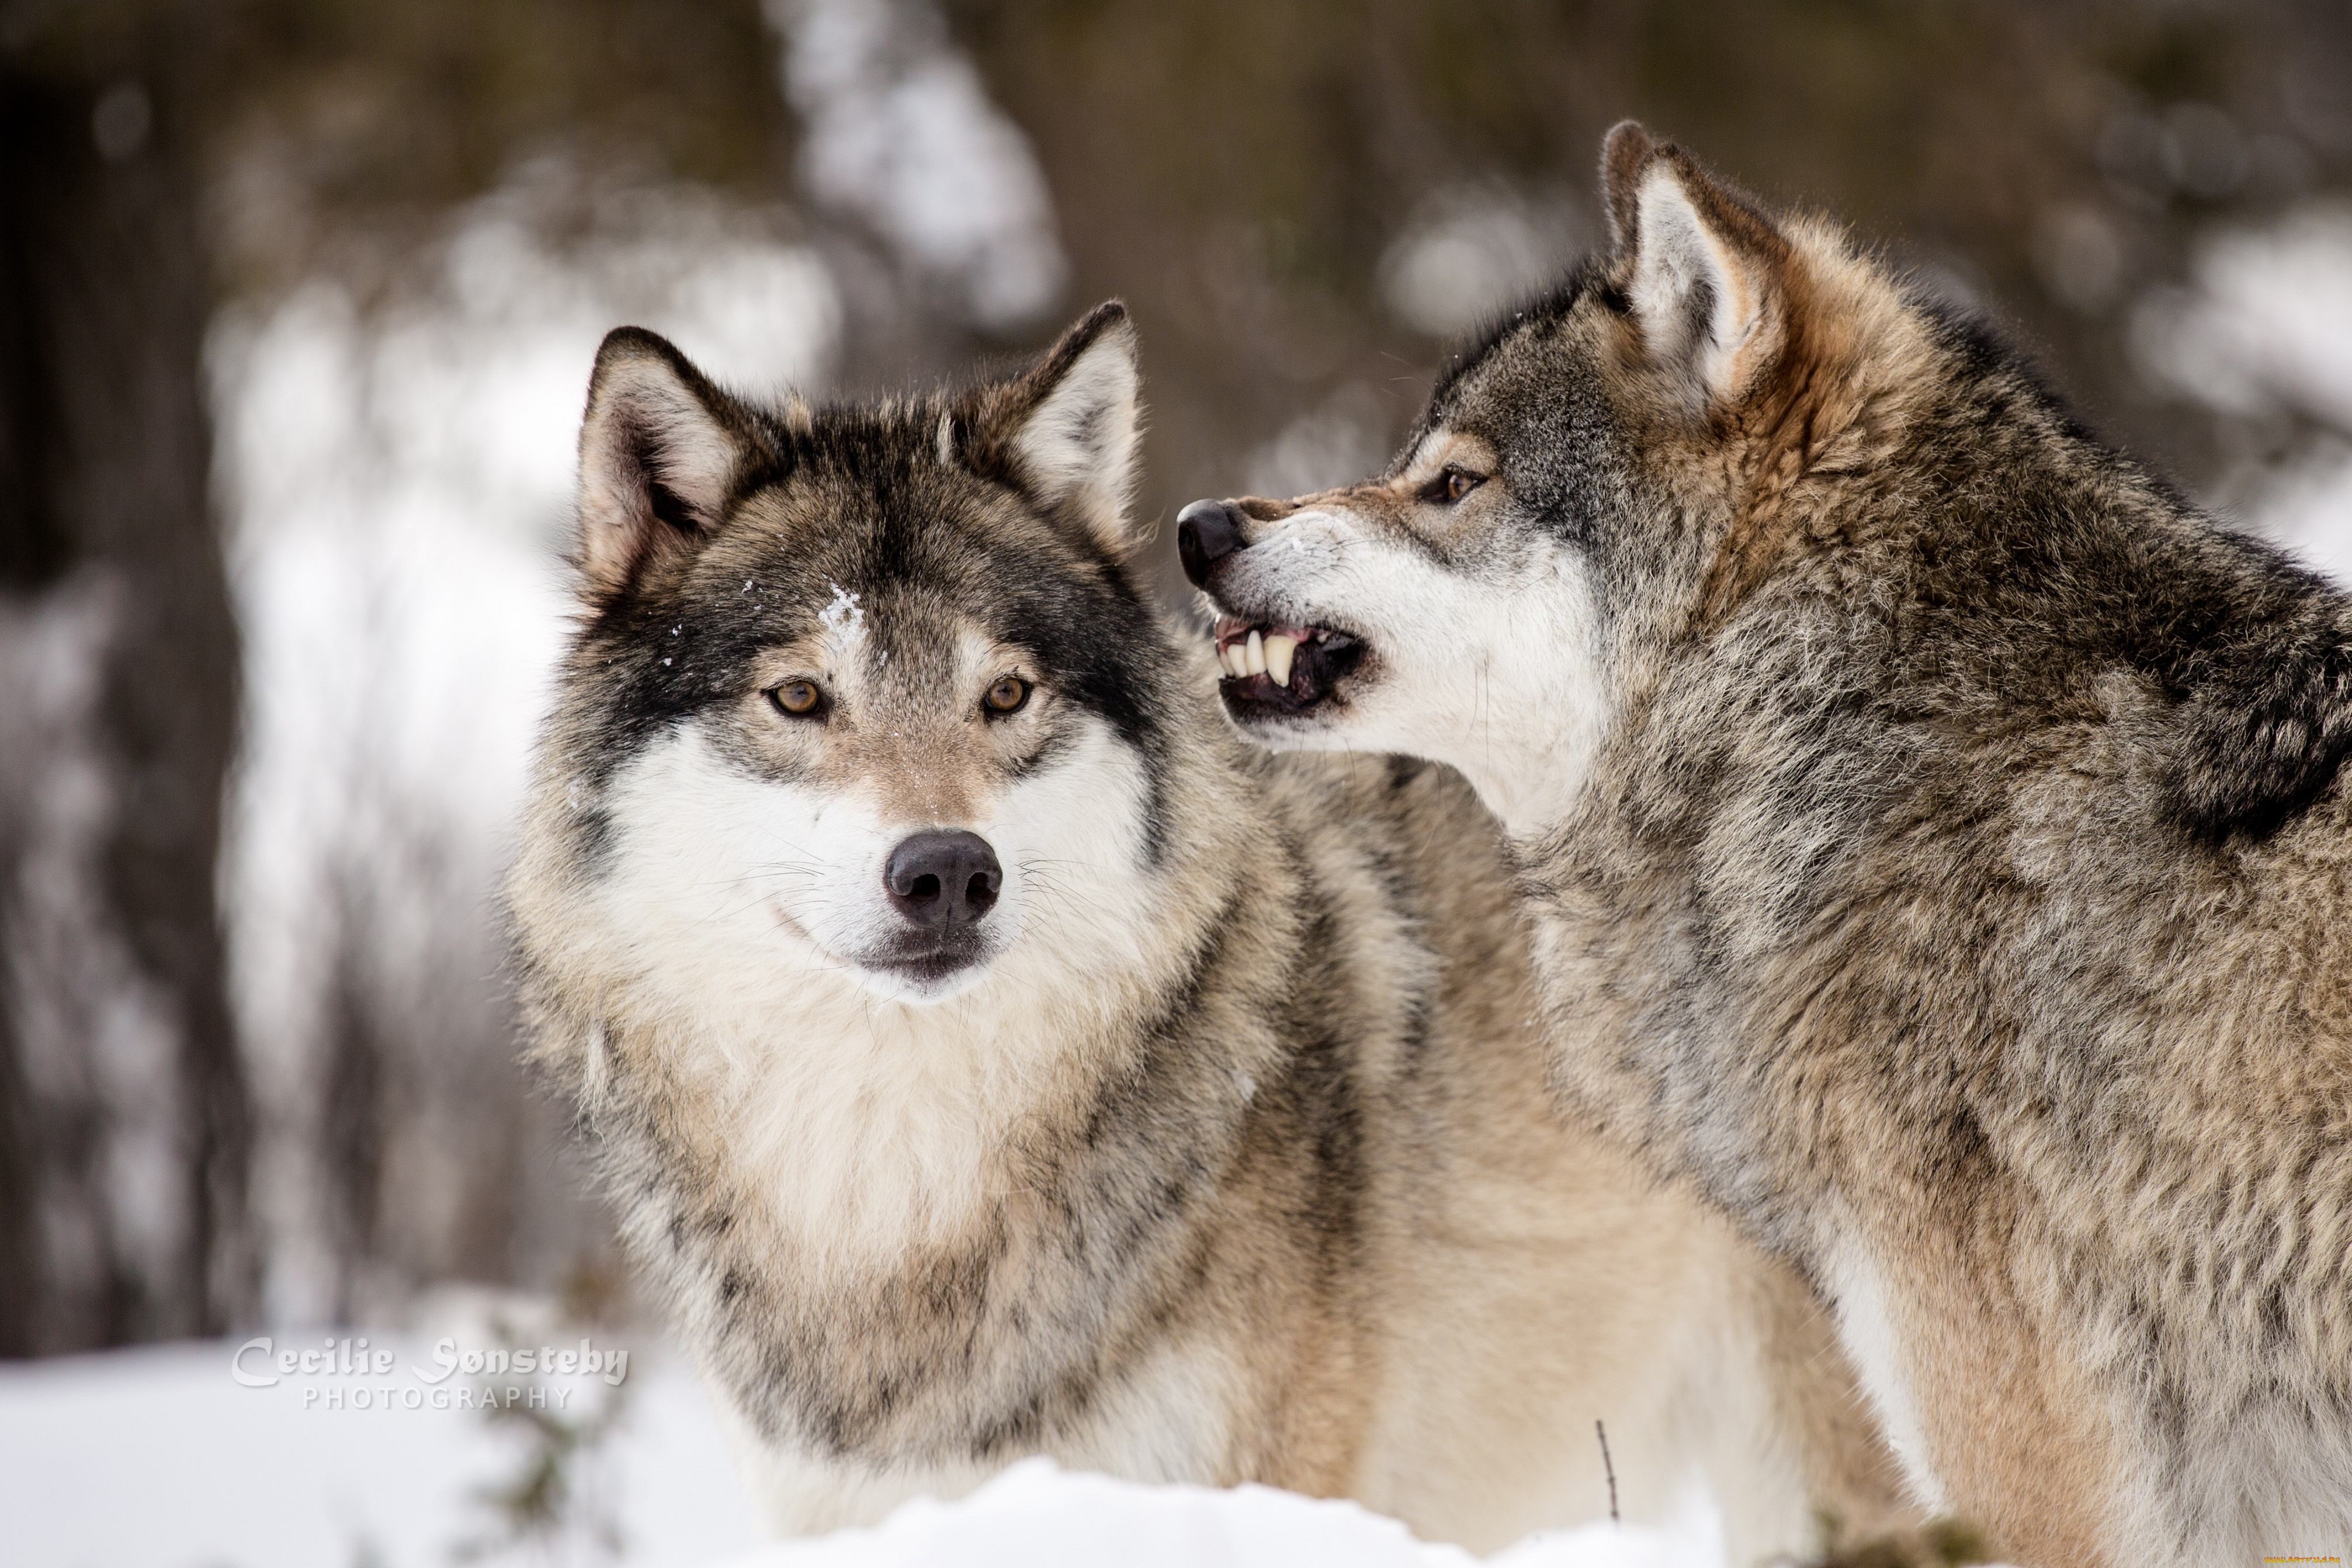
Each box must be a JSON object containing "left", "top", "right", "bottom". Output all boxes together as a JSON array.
[
  {"left": 1185, "top": 124, "right": 2352, "bottom": 1565},
  {"left": 504, "top": 303, "right": 1913, "bottom": 1554}
]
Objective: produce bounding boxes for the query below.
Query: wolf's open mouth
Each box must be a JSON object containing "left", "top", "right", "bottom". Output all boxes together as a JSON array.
[{"left": 1212, "top": 616, "right": 1365, "bottom": 716}]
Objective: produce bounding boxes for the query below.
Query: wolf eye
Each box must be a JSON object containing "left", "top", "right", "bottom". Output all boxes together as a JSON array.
[
  {"left": 769, "top": 679, "right": 825, "bottom": 718},
  {"left": 982, "top": 675, "right": 1031, "bottom": 716},
  {"left": 1424, "top": 466, "right": 1484, "bottom": 505}
]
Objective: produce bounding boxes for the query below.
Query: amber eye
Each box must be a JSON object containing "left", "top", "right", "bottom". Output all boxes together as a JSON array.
[
  {"left": 1426, "top": 466, "right": 1484, "bottom": 505},
  {"left": 983, "top": 675, "right": 1031, "bottom": 716},
  {"left": 770, "top": 679, "right": 825, "bottom": 718}
]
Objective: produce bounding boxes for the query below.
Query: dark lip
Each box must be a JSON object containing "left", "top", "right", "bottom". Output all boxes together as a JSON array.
[{"left": 865, "top": 948, "right": 985, "bottom": 984}]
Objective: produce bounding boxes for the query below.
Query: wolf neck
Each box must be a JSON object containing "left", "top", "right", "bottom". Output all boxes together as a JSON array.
[{"left": 1458, "top": 737, "right": 1600, "bottom": 841}]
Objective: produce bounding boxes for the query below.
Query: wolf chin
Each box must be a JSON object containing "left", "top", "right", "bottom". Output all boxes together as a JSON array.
[
  {"left": 1186, "top": 123, "right": 2352, "bottom": 1565},
  {"left": 504, "top": 304, "right": 1916, "bottom": 1553}
]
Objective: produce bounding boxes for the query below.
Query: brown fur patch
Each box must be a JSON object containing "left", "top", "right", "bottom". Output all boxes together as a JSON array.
[{"left": 1600, "top": 138, "right": 1923, "bottom": 630}]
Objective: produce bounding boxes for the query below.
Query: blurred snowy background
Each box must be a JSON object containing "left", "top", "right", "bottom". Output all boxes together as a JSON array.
[{"left": 2, "top": 1, "right": 2351, "bottom": 1564}]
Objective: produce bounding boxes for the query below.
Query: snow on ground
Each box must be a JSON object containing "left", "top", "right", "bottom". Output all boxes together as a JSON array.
[
  {"left": 716, "top": 1460, "right": 1721, "bottom": 1568},
  {"left": 0, "top": 1335, "right": 1735, "bottom": 1568},
  {"left": 0, "top": 1333, "right": 761, "bottom": 1568}
]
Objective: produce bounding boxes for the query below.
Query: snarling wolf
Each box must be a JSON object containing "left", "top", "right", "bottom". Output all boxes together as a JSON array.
[
  {"left": 504, "top": 304, "right": 1915, "bottom": 1553},
  {"left": 1184, "top": 123, "right": 2352, "bottom": 1563}
]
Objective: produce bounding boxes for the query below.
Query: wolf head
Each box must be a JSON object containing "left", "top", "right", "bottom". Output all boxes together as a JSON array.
[
  {"left": 1178, "top": 123, "right": 1941, "bottom": 832},
  {"left": 1191, "top": 123, "right": 2352, "bottom": 845},
  {"left": 515, "top": 302, "right": 1224, "bottom": 1015}
]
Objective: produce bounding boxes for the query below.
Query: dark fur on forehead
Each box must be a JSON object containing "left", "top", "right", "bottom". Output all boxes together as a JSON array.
[
  {"left": 558, "top": 360, "right": 1181, "bottom": 857},
  {"left": 1386, "top": 262, "right": 1629, "bottom": 551},
  {"left": 1410, "top": 262, "right": 1621, "bottom": 460}
]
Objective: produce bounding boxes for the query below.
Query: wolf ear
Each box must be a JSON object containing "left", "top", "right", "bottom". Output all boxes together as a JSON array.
[
  {"left": 1601, "top": 122, "right": 1790, "bottom": 411},
  {"left": 575, "top": 327, "right": 761, "bottom": 599},
  {"left": 956, "top": 301, "right": 1143, "bottom": 552}
]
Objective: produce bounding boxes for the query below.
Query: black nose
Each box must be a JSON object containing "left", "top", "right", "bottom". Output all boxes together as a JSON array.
[
  {"left": 1177, "top": 498, "right": 1244, "bottom": 589},
  {"left": 884, "top": 831, "right": 1002, "bottom": 931}
]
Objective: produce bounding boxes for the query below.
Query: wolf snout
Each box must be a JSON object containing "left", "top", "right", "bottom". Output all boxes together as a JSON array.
[
  {"left": 884, "top": 831, "right": 1002, "bottom": 931},
  {"left": 1177, "top": 498, "right": 1246, "bottom": 588}
]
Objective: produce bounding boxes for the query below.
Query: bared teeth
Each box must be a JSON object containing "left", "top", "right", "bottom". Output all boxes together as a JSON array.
[{"left": 1209, "top": 619, "right": 1334, "bottom": 685}]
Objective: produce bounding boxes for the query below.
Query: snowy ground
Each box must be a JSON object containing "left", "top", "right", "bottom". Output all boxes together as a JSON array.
[
  {"left": 716, "top": 1461, "right": 1725, "bottom": 1568},
  {"left": 0, "top": 1334, "right": 1750, "bottom": 1568},
  {"left": 0, "top": 1332, "right": 761, "bottom": 1568}
]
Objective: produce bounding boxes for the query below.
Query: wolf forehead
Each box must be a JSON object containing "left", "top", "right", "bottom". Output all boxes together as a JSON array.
[
  {"left": 1418, "top": 263, "right": 1616, "bottom": 430},
  {"left": 1383, "top": 268, "right": 1632, "bottom": 531},
  {"left": 607, "top": 406, "right": 1118, "bottom": 623},
  {"left": 563, "top": 410, "right": 1171, "bottom": 726}
]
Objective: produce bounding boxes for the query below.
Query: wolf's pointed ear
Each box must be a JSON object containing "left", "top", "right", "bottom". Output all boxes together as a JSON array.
[
  {"left": 575, "top": 327, "right": 762, "bottom": 599},
  {"left": 1601, "top": 122, "right": 1790, "bottom": 411},
  {"left": 955, "top": 301, "right": 1144, "bottom": 553}
]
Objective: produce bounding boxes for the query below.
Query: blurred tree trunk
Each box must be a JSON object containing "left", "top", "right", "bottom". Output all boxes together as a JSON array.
[{"left": 0, "top": 6, "right": 252, "bottom": 1353}]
